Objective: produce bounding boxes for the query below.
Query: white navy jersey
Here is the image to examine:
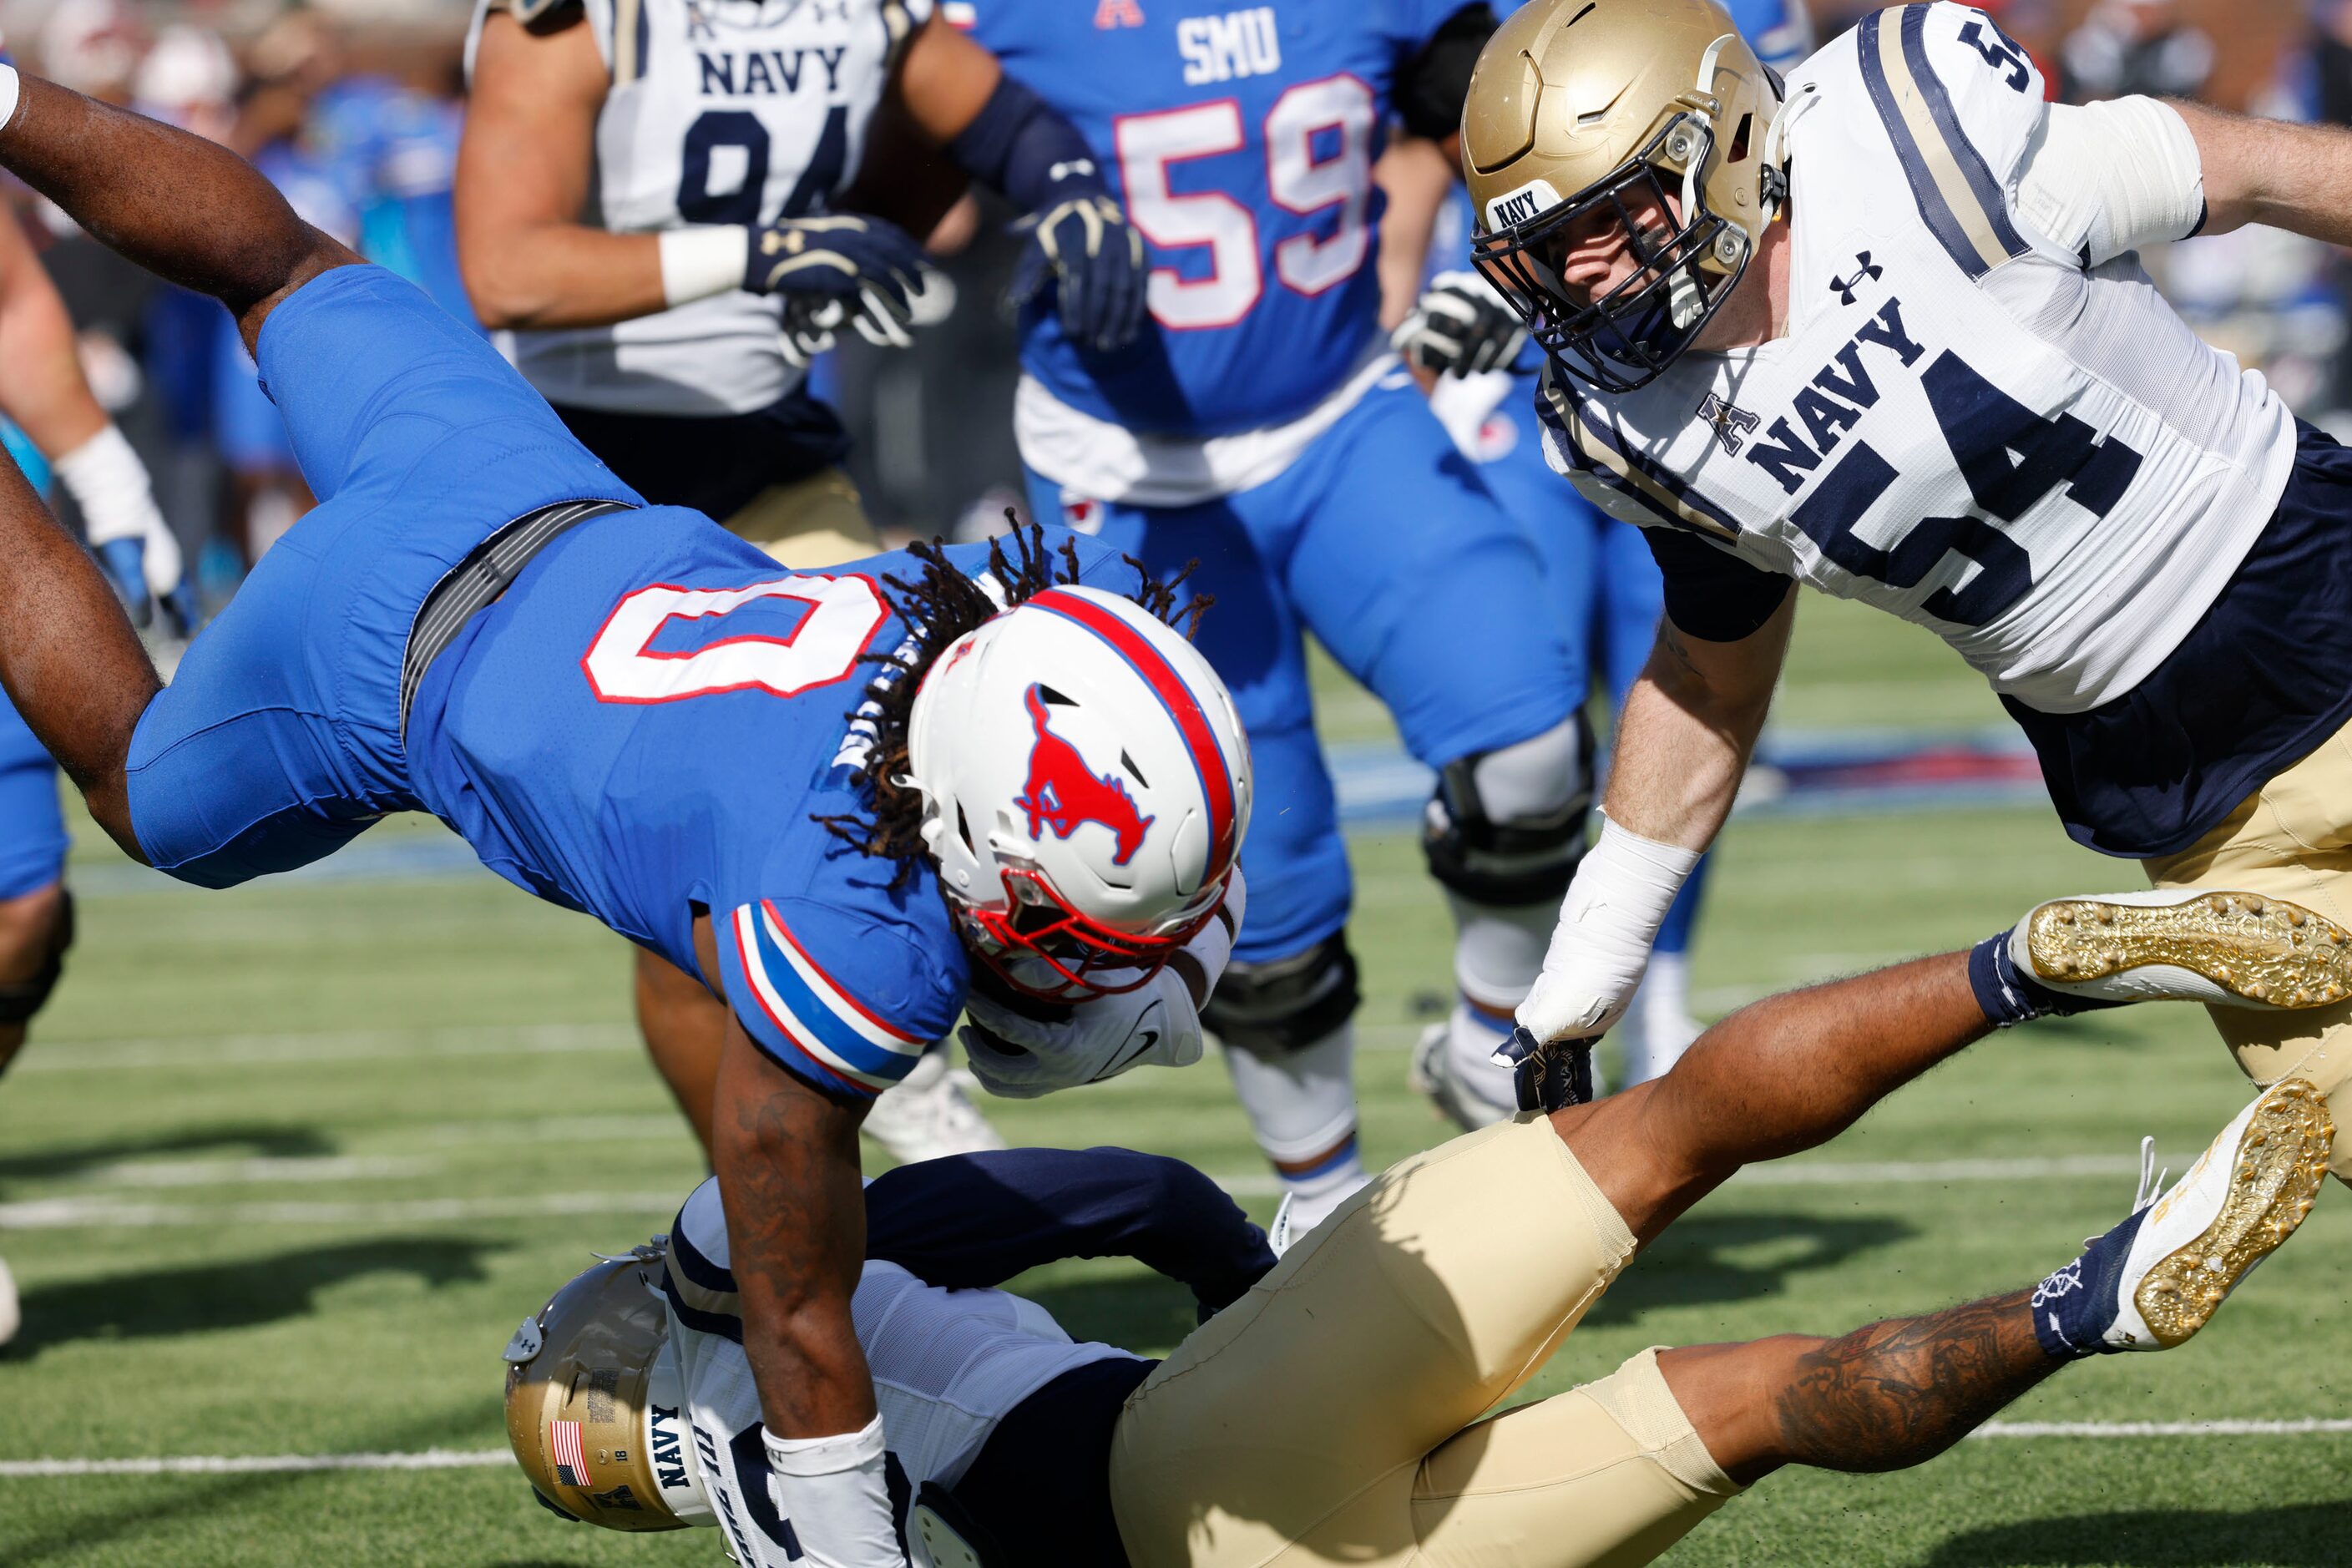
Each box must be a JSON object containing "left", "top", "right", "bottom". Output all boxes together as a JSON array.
[
  {"left": 1539, "top": 2, "right": 2294, "bottom": 715},
  {"left": 660, "top": 1176, "right": 1134, "bottom": 1566},
  {"left": 468, "top": 0, "right": 929, "bottom": 417}
]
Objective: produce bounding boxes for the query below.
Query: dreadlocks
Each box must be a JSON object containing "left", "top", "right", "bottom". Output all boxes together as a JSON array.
[{"left": 813, "top": 521, "right": 1210, "bottom": 882}]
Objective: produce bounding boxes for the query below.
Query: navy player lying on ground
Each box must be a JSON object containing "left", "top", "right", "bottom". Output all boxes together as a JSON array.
[
  {"left": 0, "top": 68, "right": 1249, "bottom": 1568},
  {"left": 510, "top": 888, "right": 2337, "bottom": 1566}
]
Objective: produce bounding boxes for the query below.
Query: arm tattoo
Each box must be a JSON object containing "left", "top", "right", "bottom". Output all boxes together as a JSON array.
[{"left": 1772, "top": 1290, "right": 2058, "bottom": 1473}]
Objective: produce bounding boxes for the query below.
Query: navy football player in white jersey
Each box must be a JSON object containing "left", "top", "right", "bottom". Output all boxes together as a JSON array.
[
  {"left": 1469, "top": 0, "right": 2352, "bottom": 1174},
  {"left": 956, "top": 0, "right": 1591, "bottom": 1227},
  {"left": 0, "top": 68, "right": 1249, "bottom": 1563},
  {"left": 458, "top": 0, "right": 1152, "bottom": 1161},
  {"left": 509, "top": 888, "right": 2338, "bottom": 1567}
]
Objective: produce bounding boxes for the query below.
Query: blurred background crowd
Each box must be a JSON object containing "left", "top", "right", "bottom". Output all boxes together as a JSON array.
[{"left": 3, "top": 0, "right": 2350, "bottom": 620}]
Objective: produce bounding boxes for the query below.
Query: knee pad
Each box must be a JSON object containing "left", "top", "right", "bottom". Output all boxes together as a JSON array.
[
  {"left": 0, "top": 888, "right": 72, "bottom": 1027},
  {"left": 1201, "top": 932, "right": 1360, "bottom": 1057},
  {"left": 1424, "top": 714, "right": 1594, "bottom": 907}
]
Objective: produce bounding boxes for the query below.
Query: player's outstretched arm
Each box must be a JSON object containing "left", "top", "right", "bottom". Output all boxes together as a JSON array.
[
  {"left": 0, "top": 70, "right": 357, "bottom": 351},
  {"left": 2172, "top": 101, "right": 2352, "bottom": 250},
  {"left": 1517, "top": 596, "right": 1792, "bottom": 1046},
  {"left": 711, "top": 1019, "right": 905, "bottom": 1568}
]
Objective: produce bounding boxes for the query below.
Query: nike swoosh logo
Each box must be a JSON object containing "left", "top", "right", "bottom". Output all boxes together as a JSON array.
[{"left": 1098, "top": 1013, "right": 1166, "bottom": 1080}]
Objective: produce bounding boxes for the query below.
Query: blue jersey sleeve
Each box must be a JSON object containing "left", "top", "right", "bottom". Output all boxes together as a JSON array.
[
  {"left": 713, "top": 847, "right": 969, "bottom": 1103},
  {"left": 252, "top": 265, "right": 635, "bottom": 513}
]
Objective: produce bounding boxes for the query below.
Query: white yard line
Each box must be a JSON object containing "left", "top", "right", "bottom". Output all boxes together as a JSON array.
[
  {"left": 8, "top": 1419, "right": 2347, "bottom": 1478},
  {"left": 0, "top": 1151, "right": 2187, "bottom": 1227},
  {"left": 18, "top": 1023, "right": 636, "bottom": 1074}
]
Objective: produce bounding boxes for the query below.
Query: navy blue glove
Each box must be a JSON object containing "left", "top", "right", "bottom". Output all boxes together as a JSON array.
[
  {"left": 745, "top": 212, "right": 924, "bottom": 330},
  {"left": 1013, "top": 190, "right": 1147, "bottom": 355}
]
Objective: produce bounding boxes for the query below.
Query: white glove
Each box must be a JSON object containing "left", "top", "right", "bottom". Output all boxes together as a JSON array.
[
  {"left": 1514, "top": 817, "right": 1702, "bottom": 1050},
  {"left": 1391, "top": 269, "right": 1528, "bottom": 378},
  {"left": 762, "top": 1417, "right": 908, "bottom": 1568},
  {"left": 962, "top": 964, "right": 1203, "bottom": 1098}
]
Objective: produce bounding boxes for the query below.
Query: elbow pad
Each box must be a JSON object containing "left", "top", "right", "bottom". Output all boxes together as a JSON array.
[{"left": 2016, "top": 96, "right": 2205, "bottom": 267}]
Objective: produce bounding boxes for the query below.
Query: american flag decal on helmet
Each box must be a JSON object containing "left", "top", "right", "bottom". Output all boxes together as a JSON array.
[{"left": 551, "top": 1419, "right": 591, "bottom": 1488}]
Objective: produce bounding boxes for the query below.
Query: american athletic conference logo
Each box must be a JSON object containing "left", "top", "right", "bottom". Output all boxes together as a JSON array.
[{"left": 1013, "top": 685, "right": 1153, "bottom": 863}]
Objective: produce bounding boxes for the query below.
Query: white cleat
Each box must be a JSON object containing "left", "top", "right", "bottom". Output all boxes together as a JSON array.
[
  {"left": 0, "top": 1255, "right": 18, "bottom": 1348},
  {"left": 2013, "top": 889, "right": 2352, "bottom": 1010},
  {"left": 862, "top": 1050, "right": 1006, "bottom": 1164},
  {"left": 2036, "top": 1079, "right": 2333, "bottom": 1354},
  {"left": 1409, "top": 1022, "right": 1516, "bottom": 1133}
]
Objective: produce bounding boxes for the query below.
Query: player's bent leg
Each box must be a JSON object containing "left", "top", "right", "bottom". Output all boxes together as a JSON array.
[
  {"left": 0, "top": 883, "right": 69, "bottom": 1077},
  {"left": 1108, "top": 1115, "right": 1635, "bottom": 1568},
  {"left": 1203, "top": 932, "right": 1368, "bottom": 1234},
  {"left": 1383, "top": 1348, "right": 1737, "bottom": 1568},
  {"left": 2145, "top": 746, "right": 2352, "bottom": 1184},
  {"left": 1414, "top": 712, "right": 1595, "bottom": 1130},
  {"left": 1657, "top": 1076, "right": 2333, "bottom": 1497}
]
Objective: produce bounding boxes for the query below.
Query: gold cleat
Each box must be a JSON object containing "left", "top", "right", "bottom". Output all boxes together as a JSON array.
[
  {"left": 2018, "top": 890, "right": 2352, "bottom": 1010},
  {"left": 2122, "top": 1080, "right": 2334, "bottom": 1349}
]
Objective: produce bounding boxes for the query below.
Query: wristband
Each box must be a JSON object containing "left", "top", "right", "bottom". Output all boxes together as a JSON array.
[
  {"left": 0, "top": 64, "right": 20, "bottom": 135},
  {"left": 658, "top": 225, "right": 749, "bottom": 308},
  {"left": 761, "top": 1414, "right": 887, "bottom": 1476},
  {"left": 761, "top": 1416, "right": 903, "bottom": 1568},
  {"left": 1563, "top": 814, "right": 1702, "bottom": 946},
  {"left": 54, "top": 425, "right": 161, "bottom": 545}
]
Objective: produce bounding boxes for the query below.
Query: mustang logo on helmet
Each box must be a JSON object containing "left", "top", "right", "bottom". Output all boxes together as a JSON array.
[{"left": 1014, "top": 685, "right": 1154, "bottom": 865}]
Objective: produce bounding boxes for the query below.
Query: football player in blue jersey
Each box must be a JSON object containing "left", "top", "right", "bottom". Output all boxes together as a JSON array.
[
  {"left": 0, "top": 68, "right": 1249, "bottom": 1560},
  {"left": 461, "top": 0, "right": 1154, "bottom": 1164},
  {"left": 1393, "top": 0, "right": 1813, "bottom": 1092},
  {"left": 956, "top": 0, "right": 1589, "bottom": 1227}
]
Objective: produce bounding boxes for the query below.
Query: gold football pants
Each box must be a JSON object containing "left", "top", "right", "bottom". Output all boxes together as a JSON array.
[
  {"left": 1106, "top": 1115, "right": 1739, "bottom": 1568},
  {"left": 2146, "top": 712, "right": 2352, "bottom": 1183},
  {"left": 721, "top": 467, "right": 875, "bottom": 569}
]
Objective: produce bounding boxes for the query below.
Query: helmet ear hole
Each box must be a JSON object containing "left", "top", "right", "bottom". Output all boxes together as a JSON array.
[
  {"left": 1120, "top": 751, "right": 1151, "bottom": 787},
  {"left": 956, "top": 804, "right": 976, "bottom": 855},
  {"left": 1727, "top": 111, "right": 1753, "bottom": 164}
]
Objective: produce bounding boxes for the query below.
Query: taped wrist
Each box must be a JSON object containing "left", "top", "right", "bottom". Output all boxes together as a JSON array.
[
  {"left": 659, "top": 225, "right": 750, "bottom": 308},
  {"left": 761, "top": 1416, "right": 902, "bottom": 1568},
  {"left": 1561, "top": 816, "right": 1702, "bottom": 953},
  {"left": 947, "top": 75, "right": 1106, "bottom": 213},
  {"left": 54, "top": 425, "right": 164, "bottom": 547}
]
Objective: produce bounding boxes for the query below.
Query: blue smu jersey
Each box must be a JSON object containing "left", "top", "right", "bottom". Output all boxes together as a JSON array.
[
  {"left": 964, "top": 0, "right": 1469, "bottom": 437},
  {"left": 406, "top": 524, "right": 1146, "bottom": 1101}
]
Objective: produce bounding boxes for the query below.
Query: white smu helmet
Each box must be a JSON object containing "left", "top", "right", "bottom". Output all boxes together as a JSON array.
[{"left": 907, "top": 585, "right": 1251, "bottom": 1000}]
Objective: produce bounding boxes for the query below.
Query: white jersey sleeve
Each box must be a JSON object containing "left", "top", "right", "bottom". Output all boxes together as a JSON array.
[{"left": 660, "top": 1178, "right": 1133, "bottom": 1566}]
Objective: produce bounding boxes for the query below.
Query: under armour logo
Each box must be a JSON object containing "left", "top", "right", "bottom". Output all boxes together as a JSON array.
[
  {"left": 1095, "top": 0, "right": 1144, "bottom": 26},
  {"left": 1828, "top": 250, "right": 1884, "bottom": 306},
  {"left": 1698, "top": 392, "right": 1759, "bottom": 458},
  {"left": 1047, "top": 158, "right": 1098, "bottom": 182},
  {"left": 811, "top": 0, "right": 852, "bottom": 19}
]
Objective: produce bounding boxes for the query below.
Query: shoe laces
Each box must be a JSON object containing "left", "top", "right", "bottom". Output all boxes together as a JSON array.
[{"left": 2131, "top": 1136, "right": 2167, "bottom": 1215}]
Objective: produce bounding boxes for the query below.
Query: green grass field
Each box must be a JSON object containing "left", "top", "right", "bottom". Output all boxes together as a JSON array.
[{"left": 0, "top": 597, "right": 2344, "bottom": 1567}]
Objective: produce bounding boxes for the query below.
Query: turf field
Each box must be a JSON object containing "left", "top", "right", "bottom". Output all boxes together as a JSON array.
[{"left": 1, "top": 597, "right": 2344, "bottom": 1568}]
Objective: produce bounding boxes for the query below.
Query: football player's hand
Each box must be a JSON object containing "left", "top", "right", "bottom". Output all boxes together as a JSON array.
[
  {"left": 962, "top": 965, "right": 1203, "bottom": 1099},
  {"left": 1012, "top": 189, "right": 1147, "bottom": 354},
  {"left": 93, "top": 526, "right": 190, "bottom": 635},
  {"left": 1392, "top": 269, "right": 1528, "bottom": 378},
  {"left": 744, "top": 212, "right": 924, "bottom": 325},
  {"left": 1513, "top": 819, "right": 1701, "bottom": 1050},
  {"left": 776, "top": 262, "right": 953, "bottom": 367}
]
